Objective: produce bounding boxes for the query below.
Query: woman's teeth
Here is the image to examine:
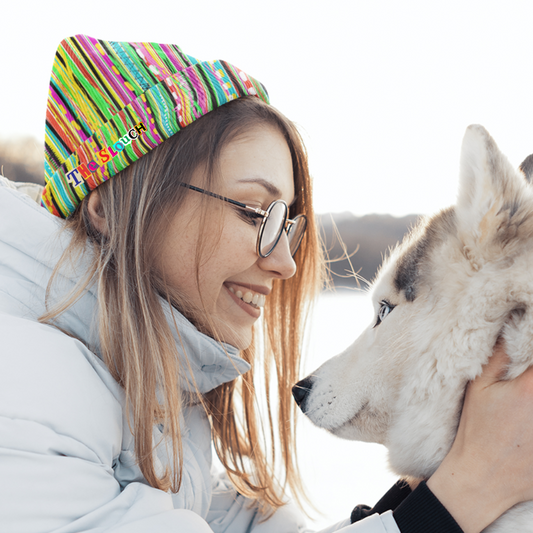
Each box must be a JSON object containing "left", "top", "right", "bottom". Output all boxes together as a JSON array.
[{"left": 228, "top": 287, "right": 266, "bottom": 308}]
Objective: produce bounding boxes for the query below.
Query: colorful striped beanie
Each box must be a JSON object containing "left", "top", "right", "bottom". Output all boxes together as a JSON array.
[{"left": 42, "top": 34, "right": 269, "bottom": 218}]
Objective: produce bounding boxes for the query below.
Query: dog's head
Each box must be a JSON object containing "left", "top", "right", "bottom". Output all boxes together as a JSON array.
[{"left": 295, "top": 125, "right": 533, "bottom": 478}]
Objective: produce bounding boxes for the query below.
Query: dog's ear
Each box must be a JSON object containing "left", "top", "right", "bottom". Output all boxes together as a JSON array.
[{"left": 456, "top": 124, "right": 533, "bottom": 268}]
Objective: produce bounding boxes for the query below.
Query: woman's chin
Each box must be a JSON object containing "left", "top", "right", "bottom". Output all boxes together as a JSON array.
[
  {"left": 220, "top": 327, "right": 253, "bottom": 351},
  {"left": 187, "top": 311, "right": 253, "bottom": 351}
]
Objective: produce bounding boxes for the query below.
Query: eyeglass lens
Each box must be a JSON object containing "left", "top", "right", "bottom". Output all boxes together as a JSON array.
[
  {"left": 259, "top": 202, "right": 307, "bottom": 257},
  {"left": 260, "top": 201, "right": 287, "bottom": 256}
]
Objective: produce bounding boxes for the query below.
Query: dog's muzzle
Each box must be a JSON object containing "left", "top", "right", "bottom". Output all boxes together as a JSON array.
[{"left": 292, "top": 376, "right": 314, "bottom": 412}]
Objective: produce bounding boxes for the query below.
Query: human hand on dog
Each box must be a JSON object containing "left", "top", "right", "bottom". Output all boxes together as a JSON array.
[{"left": 427, "top": 339, "right": 533, "bottom": 533}]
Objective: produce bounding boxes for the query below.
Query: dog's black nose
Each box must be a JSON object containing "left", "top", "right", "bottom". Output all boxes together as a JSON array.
[{"left": 292, "top": 377, "right": 314, "bottom": 409}]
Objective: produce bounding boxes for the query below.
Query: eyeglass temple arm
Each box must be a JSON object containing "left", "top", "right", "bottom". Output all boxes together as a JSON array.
[{"left": 180, "top": 183, "right": 268, "bottom": 217}]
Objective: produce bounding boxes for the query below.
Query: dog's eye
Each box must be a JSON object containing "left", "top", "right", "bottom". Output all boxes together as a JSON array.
[{"left": 374, "top": 300, "right": 395, "bottom": 327}]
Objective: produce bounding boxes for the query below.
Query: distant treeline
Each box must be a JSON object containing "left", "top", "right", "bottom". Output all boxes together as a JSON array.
[
  {"left": 0, "top": 138, "right": 44, "bottom": 185},
  {"left": 318, "top": 212, "right": 421, "bottom": 291},
  {"left": 0, "top": 138, "right": 419, "bottom": 289}
]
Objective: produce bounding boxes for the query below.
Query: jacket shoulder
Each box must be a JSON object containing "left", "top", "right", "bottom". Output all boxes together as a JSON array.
[{"left": 0, "top": 314, "right": 123, "bottom": 464}]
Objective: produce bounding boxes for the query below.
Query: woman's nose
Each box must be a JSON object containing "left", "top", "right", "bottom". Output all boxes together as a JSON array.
[{"left": 259, "top": 231, "right": 297, "bottom": 279}]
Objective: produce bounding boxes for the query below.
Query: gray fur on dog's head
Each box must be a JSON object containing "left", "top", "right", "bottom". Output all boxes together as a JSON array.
[
  {"left": 393, "top": 208, "right": 456, "bottom": 303},
  {"left": 519, "top": 154, "right": 533, "bottom": 183}
]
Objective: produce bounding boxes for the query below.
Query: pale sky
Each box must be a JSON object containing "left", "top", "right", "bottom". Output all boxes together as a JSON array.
[{"left": 2, "top": 0, "right": 533, "bottom": 216}]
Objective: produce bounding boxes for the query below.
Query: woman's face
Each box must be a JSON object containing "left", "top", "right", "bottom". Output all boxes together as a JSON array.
[{"left": 158, "top": 125, "right": 297, "bottom": 349}]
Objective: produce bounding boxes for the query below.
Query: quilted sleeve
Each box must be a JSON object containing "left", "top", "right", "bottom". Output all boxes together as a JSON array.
[{"left": 0, "top": 315, "right": 214, "bottom": 533}]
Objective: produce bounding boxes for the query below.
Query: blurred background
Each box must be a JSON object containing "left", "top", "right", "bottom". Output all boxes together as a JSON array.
[{"left": 2, "top": 0, "right": 533, "bottom": 527}]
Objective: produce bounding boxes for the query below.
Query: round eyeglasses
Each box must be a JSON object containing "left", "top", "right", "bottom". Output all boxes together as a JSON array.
[{"left": 181, "top": 184, "right": 307, "bottom": 258}]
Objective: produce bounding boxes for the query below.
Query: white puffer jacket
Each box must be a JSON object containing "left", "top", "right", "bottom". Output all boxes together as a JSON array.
[{"left": 0, "top": 177, "right": 399, "bottom": 533}]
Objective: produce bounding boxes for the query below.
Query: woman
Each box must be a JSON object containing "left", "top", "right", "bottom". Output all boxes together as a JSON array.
[{"left": 1, "top": 34, "right": 533, "bottom": 533}]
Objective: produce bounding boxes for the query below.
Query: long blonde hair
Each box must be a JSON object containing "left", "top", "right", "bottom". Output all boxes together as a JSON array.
[{"left": 40, "top": 96, "right": 324, "bottom": 511}]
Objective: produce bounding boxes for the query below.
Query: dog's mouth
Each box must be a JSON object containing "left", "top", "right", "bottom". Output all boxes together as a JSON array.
[
  {"left": 303, "top": 396, "right": 370, "bottom": 430},
  {"left": 327, "top": 401, "right": 389, "bottom": 445},
  {"left": 351, "top": 401, "right": 370, "bottom": 421},
  {"left": 326, "top": 401, "right": 369, "bottom": 432}
]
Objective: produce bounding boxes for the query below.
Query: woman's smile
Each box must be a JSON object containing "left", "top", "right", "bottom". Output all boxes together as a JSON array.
[
  {"left": 225, "top": 284, "right": 263, "bottom": 318},
  {"left": 224, "top": 281, "right": 269, "bottom": 317}
]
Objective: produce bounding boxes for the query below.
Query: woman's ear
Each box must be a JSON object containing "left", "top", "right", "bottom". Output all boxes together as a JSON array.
[{"left": 87, "top": 189, "right": 108, "bottom": 236}]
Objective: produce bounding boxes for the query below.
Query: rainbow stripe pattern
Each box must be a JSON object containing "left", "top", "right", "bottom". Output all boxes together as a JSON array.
[{"left": 43, "top": 34, "right": 269, "bottom": 218}]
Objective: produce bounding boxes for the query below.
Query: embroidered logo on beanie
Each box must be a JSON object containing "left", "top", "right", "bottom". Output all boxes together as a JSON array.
[{"left": 66, "top": 122, "right": 147, "bottom": 187}]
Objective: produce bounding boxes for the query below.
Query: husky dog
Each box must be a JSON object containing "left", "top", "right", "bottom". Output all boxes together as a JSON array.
[{"left": 294, "top": 125, "right": 533, "bottom": 531}]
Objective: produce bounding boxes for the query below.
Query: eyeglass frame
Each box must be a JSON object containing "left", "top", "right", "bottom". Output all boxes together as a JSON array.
[{"left": 179, "top": 183, "right": 307, "bottom": 258}]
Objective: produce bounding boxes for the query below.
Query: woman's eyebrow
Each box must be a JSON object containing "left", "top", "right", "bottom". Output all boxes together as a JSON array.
[
  {"left": 237, "top": 177, "right": 297, "bottom": 207},
  {"left": 237, "top": 177, "right": 282, "bottom": 198}
]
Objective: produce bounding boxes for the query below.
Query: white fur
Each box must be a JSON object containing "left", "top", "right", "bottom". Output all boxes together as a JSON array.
[{"left": 302, "top": 125, "right": 533, "bottom": 532}]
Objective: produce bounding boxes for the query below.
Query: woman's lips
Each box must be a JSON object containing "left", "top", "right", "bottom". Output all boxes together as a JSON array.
[
  {"left": 228, "top": 286, "right": 266, "bottom": 308},
  {"left": 224, "top": 284, "right": 265, "bottom": 318}
]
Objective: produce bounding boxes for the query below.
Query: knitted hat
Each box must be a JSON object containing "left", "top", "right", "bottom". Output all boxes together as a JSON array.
[{"left": 42, "top": 34, "right": 269, "bottom": 218}]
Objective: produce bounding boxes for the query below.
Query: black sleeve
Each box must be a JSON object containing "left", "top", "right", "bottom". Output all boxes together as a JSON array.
[
  {"left": 392, "top": 481, "right": 463, "bottom": 533},
  {"left": 351, "top": 480, "right": 463, "bottom": 533}
]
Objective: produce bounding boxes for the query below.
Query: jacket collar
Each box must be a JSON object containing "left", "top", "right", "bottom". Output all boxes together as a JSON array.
[{"left": 0, "top": 177, "right": 250, "bottom": 393}]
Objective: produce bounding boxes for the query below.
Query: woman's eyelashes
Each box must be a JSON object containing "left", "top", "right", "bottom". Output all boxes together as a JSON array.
[
  {"left": 374, "top": 300, "right": 395, "bottom": 328},
  {"left": 236, "top": 208, "right": 262, "bottom": 226}
]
